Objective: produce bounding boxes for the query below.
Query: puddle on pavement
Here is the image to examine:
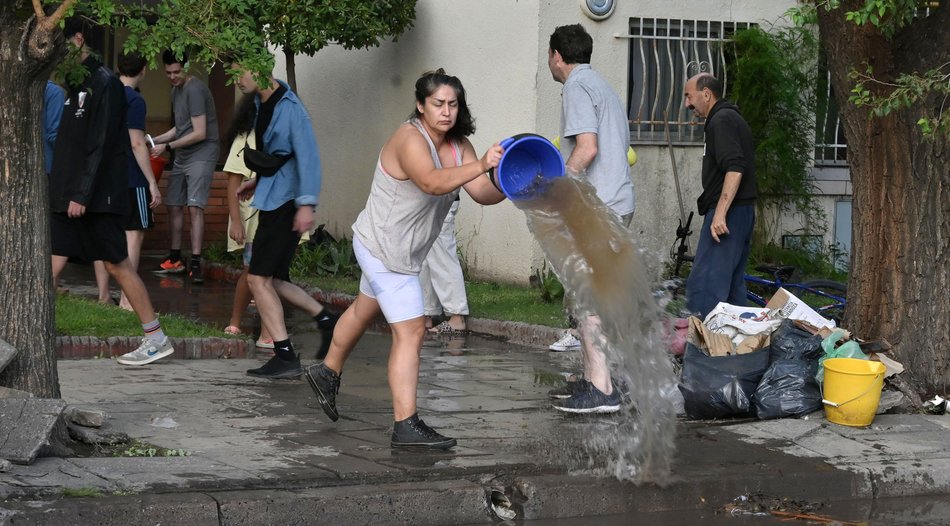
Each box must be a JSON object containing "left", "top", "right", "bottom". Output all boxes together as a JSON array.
[{"left": 516, "top": 175, "right": 678, "bottom": 483}]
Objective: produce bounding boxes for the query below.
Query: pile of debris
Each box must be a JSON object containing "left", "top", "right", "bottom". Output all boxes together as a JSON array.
[
  {"left": 0, "top": 338, "right": 126, "bottom": 469},
  {"left": 671, "top": 288, "right": 910, "bottom": 423}
]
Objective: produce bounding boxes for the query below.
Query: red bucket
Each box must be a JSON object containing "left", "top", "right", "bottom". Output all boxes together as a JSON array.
[{"left": 150, "top": 156, "right": 168, "bottom": 182}]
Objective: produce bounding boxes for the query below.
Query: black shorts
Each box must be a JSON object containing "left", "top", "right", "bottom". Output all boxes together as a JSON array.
[
  {"left": 248, "top": 200, "right": 302, "bottom": 281},
  {"left": 51, "top": 212, "right": 128, "bottom": 264},
  {"left": 124, "top": 187, "right": 154, "bottom": 231}
]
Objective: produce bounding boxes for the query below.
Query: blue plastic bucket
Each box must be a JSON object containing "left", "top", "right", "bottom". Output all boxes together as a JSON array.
[{"left": 491, "top": 134, "right": 564, "bottom": 200}]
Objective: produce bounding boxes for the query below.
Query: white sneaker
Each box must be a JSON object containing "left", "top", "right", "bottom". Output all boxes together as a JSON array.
[
  {"left": 549, "top": 332, "right": 581, "bottom": 352},
  {"left": 117, "top": 337, "right": 174, "bottom": 366}
]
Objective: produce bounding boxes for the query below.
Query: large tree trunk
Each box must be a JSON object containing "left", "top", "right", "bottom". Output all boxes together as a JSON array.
[
  {"left": 817, "top": 3, "right": 950, "bottom": 393},
  {"left": 0, "top": 9, "right": 63, "bottom": 397}
]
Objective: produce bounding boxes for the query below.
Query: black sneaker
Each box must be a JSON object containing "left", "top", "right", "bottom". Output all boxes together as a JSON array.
[
  {"left": 316, "top": 311, "right": 339, "bottom": 360},
  {"left": 548, "top": 379, "right": 587, "bottom": 399},
  {"left": 305, "top": 363, "right": 341, "bottom": 422},
  {"left": 189, "top": 260, "right": 204, "bottom": 284},
  {"left": 553, "top": 382, "right": 622, "bottom": 414},
  {"left": 391, "top": 414, "right": 457, "bottom": 450},
  {"left": 246, "top": 354, "right": 302, "bottom": 379}
]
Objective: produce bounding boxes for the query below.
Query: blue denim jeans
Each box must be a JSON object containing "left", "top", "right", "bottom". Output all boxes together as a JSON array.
[{"left": 685, "top": 205, "right": 755, "bottom": 319}]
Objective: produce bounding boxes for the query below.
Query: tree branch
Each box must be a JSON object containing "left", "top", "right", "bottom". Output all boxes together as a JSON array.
[
  {"left": 31, "top": 0, "right": 44, "bottom": 19},
  {"left": 39, "top": 0, "right": 79, "bottom": 33}
]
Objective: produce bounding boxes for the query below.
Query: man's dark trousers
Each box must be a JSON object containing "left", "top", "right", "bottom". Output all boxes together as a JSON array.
[{"left": 685, "top": 204, "right": 756, "bottom": 319}]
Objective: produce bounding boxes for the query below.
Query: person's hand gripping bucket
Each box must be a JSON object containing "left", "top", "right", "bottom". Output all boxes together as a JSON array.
[
  {"left": 146, "top": 134, "right": 168, "bottom": 182},
  {"left": 489, "top": 134, "right": 564, "bottom": 200}
]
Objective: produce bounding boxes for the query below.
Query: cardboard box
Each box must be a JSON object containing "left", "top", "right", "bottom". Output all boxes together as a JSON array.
[
  {"left": 765, "top": 288, "right": 836, "bottom": 329},
  {"left": 687, "top": 316, "right": 770, "bottom": 357}
]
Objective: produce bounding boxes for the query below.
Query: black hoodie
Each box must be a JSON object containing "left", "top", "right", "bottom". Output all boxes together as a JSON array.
[
  {"left": 49, "top": 55, "right": 130, "bottom": 215},
  {"left": 696, "top": 100, "right": 757, "bottom": 216}
]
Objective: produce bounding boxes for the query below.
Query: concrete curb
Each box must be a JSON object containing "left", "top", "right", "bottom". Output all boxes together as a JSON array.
[
  {"left": 56, "top": 336, "right": 254, "bottom": 360},
  {"left": 0, "top": 457, "right": 868, "bottom": 525}
]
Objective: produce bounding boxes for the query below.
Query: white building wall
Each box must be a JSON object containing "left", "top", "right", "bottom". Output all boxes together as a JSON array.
[{"left": 284, "top": 0, "right": 800, "bottom": 285}]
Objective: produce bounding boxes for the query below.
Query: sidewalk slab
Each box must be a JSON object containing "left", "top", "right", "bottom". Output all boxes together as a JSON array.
[
  {"left": 0, "top": 399, "right": 66, "bottom": 465},
  {"left": 20, "top": 261, "right": 950, "bottom": 523}
]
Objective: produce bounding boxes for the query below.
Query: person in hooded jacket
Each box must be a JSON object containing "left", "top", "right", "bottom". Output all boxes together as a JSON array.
[{"left": 682, "top": 72, "right": 758, "bottom": 319}]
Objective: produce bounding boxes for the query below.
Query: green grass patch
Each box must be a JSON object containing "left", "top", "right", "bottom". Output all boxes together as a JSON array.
[
  {"left": 467, "top": 280, "right": 566, "bottom": 328},
  {"left": 118, "top": 440, "right": 189, "bottom": 458},
  {"left": 205, "top": 240, "right": 567, "bottom": 327},
  {"left": 749, "top": 242, "right": 849, "bottom": 283},
  {"left": 62, "top": 487, "right": 103, "bottom": 498},
  {"left": 55, "top": 294, "right": 238, "bottom": 339}
]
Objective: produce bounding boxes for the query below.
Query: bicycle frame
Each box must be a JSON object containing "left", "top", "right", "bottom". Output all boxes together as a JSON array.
[{"left": 745, "top": 275, "right": 847, "bottom": 316}]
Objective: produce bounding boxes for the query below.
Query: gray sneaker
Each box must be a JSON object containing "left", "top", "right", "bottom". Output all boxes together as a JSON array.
[{"left": 117, "top": 337, "right": 174, "bottom": 366}]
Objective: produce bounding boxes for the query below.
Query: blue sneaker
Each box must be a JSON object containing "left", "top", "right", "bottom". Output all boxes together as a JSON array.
[{"left": 553, "top": 382, "right": 621, "bottom": 414}]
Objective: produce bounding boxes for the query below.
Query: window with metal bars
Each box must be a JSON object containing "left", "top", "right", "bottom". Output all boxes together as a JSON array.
[{"left": 624, "top": 18, "right": 754, "bottom": 144}]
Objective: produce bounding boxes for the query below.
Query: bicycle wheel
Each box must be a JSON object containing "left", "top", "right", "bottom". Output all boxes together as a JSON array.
[{"left": 798, "top": 280, "right": 848, "bottom": 323}]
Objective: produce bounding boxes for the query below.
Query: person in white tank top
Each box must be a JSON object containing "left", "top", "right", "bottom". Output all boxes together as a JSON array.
[{"left": 306, "top": 69, "right": 506, "bottom": 450}]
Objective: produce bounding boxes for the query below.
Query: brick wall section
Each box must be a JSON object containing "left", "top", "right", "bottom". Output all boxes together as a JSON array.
[{"left": 142, "top": 169, "right": 231, "bottom": 253}]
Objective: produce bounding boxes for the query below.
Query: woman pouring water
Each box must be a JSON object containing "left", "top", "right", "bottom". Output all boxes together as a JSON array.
[{"left": 305, "top": 69, "right": 505, "bottom": 450}]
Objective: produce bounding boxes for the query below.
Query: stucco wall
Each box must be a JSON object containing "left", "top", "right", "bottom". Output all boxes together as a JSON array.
[{"left": 284, "top": 0, "right": 798, "bottom": 285}]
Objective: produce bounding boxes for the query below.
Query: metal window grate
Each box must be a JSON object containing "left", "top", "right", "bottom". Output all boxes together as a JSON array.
[
  {"left": 622, "top": 18, "right": 754, "bottom": 144},
  {"left": 814, "top": 66, "right": 849, "bottom": 166}
]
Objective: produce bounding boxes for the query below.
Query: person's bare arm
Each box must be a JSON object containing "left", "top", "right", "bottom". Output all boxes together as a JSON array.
[
  {"left": 151, "top": 114, "right": 207, "bottom": 156},
  {"left": 459, "top": 139, "right": 505, "bottom": 204},
  {"left": 226, "top": 172, "right": 246, "bottom": 244},
  {"left": 564, "top": 132, "right": 598, "bottom": 174},
  {"left": 710, "top": 171, "right": 742, "bottom": 242},
  {"left": 128, "top": 128, "right": 161, "bottom": 207},
  {"left": 384, "top": 126, "right": 502, "bottom": 195}
]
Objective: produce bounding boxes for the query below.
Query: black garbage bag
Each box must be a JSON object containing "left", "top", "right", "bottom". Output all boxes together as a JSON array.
[
  {"left": 752, "top": 359, "right": 822, "bottom": 419},
  {"left": 679, "top": 342, "right": 771, "bottom": 419},
  {"left": 769, "top": 319, "right": 823, "bottom": 361}
]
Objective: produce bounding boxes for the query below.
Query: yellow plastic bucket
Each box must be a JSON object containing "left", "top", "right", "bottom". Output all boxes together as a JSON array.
[{"left": 822, "top": 358, "right": 886, "bottom": 427}]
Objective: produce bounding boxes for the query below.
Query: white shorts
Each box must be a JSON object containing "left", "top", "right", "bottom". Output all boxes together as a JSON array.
[{"left": 353, "top": 236, "right": 424, "bottom": 324}]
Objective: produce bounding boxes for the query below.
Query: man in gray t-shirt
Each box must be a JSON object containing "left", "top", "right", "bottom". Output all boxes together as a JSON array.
[
  {"left": 150, "top": 50, "right": 219, "bottom": 283},
  {"left": 546, "top": 24, "right": 635, "bottom": 414}
]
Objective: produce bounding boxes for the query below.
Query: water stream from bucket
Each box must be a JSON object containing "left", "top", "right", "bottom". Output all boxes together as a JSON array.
[{"left": 515, "top": 173, "right": 678, "bottom": 483}]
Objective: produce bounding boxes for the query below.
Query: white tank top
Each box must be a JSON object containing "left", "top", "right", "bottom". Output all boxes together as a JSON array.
[{"left": 351, "top": 119, "right": 463, "bottom": 274}]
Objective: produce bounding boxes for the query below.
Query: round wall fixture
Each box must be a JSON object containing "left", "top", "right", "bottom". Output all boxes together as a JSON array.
[{"left": 580, "top": 0, "right": 616, "bottom": 20}]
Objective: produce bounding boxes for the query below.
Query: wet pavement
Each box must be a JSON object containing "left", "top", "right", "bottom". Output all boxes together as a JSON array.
[{"left": 3, "top": 256, "right": 950, "bottom": 525}]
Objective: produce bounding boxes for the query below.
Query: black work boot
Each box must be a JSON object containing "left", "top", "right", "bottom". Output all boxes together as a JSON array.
[
  {"left": 246, "top": 354, "right": 302, "bottom": 379},
  {"left": 391, "top": 413, "right": 457, "bottom": 450},
  {"left": 306, "top": 363, "right": 342, "bottom": 422},
  {"left": 315, "top": 311, "right": 339, "bottom": 360}
]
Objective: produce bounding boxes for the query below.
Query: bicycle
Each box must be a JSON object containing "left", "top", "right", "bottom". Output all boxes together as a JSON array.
[{"left": 668, "top": 212, "right": 848, "bottom": 322}]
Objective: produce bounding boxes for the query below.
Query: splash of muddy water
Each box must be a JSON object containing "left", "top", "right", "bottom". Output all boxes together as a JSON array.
[{"left": 517, "top": 174, "right": 677, "bottom": 483}]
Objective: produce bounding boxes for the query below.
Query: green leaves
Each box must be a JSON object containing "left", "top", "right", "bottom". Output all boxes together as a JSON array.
[
  {"left": 849, "top": 63, "right": 950, "bottom": 136},
  {"left": 786, "top": 1, "right": 948, "bottom": 139},
  {"left": 730, "top": 26, "right": 824, "bottom": 238}
]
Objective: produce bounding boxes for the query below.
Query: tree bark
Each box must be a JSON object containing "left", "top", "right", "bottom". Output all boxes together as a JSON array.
[
  {"left": 284, "top": 45, "right": 297, "bottom": 93},
  {"left": 0, "top": 7, "right": 64, "bottom": 397},
  {"left": 817, "top": 3, "right": 950, "bottom": 394}
]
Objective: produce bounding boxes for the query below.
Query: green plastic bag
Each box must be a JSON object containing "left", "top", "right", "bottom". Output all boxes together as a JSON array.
[{"left": 816, "top": 330, "right": 867, "bottom": 383}]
